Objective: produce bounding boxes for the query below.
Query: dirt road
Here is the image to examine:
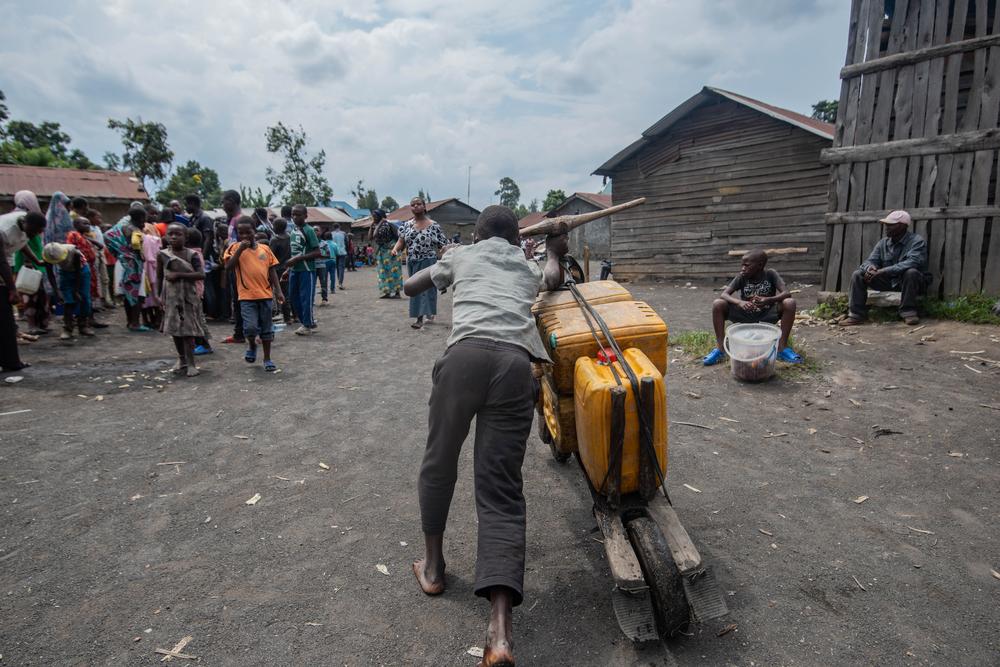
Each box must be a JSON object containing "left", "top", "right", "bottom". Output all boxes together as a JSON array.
[{"left": 1, "top": 268, "right": 998, "bottom": 665}]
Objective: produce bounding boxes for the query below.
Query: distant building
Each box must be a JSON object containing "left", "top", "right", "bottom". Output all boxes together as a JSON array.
[
  {"left": 0, "top": 164, "right": 149, "bottom": 223},
  {"left": 517, "top": 193, "right": 613, "bottom": 261},
  {"left": 595, "top": 86, "right": 833, "bottom": 282},
  {"left": 386, "top": 198, "right": 481, "bottom": 243}
]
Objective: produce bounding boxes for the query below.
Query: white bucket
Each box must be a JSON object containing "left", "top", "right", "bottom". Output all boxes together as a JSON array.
[{"left": 723, "top": 323, "right": 780, "bottom": 382}]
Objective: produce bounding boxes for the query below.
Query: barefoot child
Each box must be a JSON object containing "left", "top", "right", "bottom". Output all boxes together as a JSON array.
[
  {"left": 403, "top": 205, "right": 567, "bottom": 667},
  {"left": 223, "top": 217, "right": 284, "bottom": 372},
  {"left": 156, "top": 223, "right": 210, "bottom": 377},
  {"left": 703, "top": 249, "right": 801, "bottom": 365},
  {"left": 185, "top": 227, "right": 213, "bottom": 356}
]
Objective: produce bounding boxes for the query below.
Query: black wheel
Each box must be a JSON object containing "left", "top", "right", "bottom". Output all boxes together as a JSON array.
[
  {"left": 537, "top": 410, "right": 554, "bottom": 444},
  {"left": 626, "top": 516, "right": 690, "bottom": 638},
  {"left": 548, "top": 440, "right": 571, "bottom": 463}
]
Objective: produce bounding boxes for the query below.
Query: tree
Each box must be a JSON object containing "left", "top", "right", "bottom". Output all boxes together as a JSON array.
[
  {"left": 239, "top": 185, "right": 274, "bottom": 209},
  {"left": 811, "top": 100, "right": 838, "bottom": 124},
  {"left": 107, "top": 117, "right": 173, "bottom": 192},
  {"left": 513, "top": 203, "right": 530, "bottom": 219},
  {"left": 0, "top": 90, "right": 8, "bottom": 130},
  {"left": 417, "top": 188, "right": 431, "bottom": 202},
  {"left": 542, "top": 189, "right": 567, "bottom": 211},
  {"left": 494, "top": 177, "right": 520, "bottom": 209},
  {"left": 6, "top": 120, "right": 71, "bottom": 157},
  {"left": 264, "top": 122, "right": 333, "bottom": 206},
  {"left": 102, "top": 152, "right": 121, "bottom": 171},
  {"left": 351, "top": 179, "right": 379, "bottom": 210},
  {"left": 528, "top": 198, "right": 539, "bottom": 213},
  {"left": 380, "top": 195, "right": 399, "bottom": 213},
  {"left": 156, "top": 160, "right": 223, "bottom": 207}
]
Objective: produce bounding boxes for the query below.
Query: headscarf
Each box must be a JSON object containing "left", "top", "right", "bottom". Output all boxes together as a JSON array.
[
  {"left": 14, "top": 190, "right": 41, "bottom": 214},
  {"left": 44, "top": 191, "right": 73, "bottom": 243}
]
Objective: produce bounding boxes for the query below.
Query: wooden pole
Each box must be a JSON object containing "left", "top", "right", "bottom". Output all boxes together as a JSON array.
[
  {"left": 583, "top": 244, "right": 591, "bottom": 281},
  {"left": 520, "top": 197, "right": 645, "bottom": 237}
]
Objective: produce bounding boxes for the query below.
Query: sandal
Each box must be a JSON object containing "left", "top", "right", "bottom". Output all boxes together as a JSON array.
[
  {"left": 838, "top": 316, "right": 863, "bottom": 327},
  {"left": 244, "top": 348, "right": 257, "bottom": 363},
  {"left": 128, "top": 325, "right": 152, "bottom": 333},
  {"left": 263, "top": 360, "right": 277, "bottom": 372}
]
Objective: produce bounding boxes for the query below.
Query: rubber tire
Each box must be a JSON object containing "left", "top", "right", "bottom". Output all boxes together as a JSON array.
[
  {"left": 626, "top": 516, "right": 691, "bottom": 638},
  {"left": 548, "top": 440, "right": 571, "bottom": 464}
]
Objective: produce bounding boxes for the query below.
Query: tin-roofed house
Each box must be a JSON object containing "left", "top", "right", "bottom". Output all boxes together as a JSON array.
[
  {"left": 594, "top": 86, "right": 833, "bottom": 282},
  {"left": 0, "top": 164, "right": 149, "bottom": 223},
  {"left": 386, "top": 198, "right": 481, "bottom": 243}
]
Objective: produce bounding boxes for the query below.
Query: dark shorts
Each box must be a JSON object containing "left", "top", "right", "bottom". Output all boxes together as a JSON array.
[
  {"left": 240, "top": 299, "right": 275, "bottom": 341},
  {"left": 727, "top": 303, "right": 779, "bottom": 324}
]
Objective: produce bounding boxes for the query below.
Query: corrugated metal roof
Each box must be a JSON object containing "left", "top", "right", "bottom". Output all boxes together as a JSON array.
[
  {"left": 569, "top": 192, "right": 612, "bottom": 209},
  {"left": 0, "top": 164, "right": 150, "bottom": 201},
  {"left": 517, "top": 211, "right": 547, "bottom": 229},
  {"left": 594, "top": 86, "right": 834, "bottom": 175}
]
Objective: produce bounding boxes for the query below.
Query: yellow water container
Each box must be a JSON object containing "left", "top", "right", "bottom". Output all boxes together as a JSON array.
[
  {"left": 539, "top": 372, "right": 577, "bottom": 454},
  {"left": 538, "top": 300, "right": 668, "bottom": 394},
  {"left": 574, "top": 348, "right": 668, "bottom": 496},
  {"left": 532, "top": 280, "right": 633, "bottom": 316}
]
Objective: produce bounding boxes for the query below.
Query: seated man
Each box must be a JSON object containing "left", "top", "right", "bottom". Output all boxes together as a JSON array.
[
  {"left": 840, "top": 210, "right": 930, "bottom": 326},
  {"left": 704, "top": 249, "right": 800, "bottom": 365}
]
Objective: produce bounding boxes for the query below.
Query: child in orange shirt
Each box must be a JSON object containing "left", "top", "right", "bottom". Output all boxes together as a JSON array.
[{"left": 223, "top": 217, "right": 284, "bottom": 371}]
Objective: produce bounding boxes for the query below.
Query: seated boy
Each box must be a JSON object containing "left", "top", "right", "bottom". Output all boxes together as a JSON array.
[
  {"left": 403, "top": 205, "right": 566, "bottom": 667},
  {"left": 703, "top": 249, "right": 801, "bottom": 365}
]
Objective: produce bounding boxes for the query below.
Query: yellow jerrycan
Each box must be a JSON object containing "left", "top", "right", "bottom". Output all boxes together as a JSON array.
[{"left": 574, "top": 348, "right": 668, "bottom": 497}]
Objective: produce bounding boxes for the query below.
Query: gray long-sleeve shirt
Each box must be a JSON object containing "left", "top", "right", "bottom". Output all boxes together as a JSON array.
[{"left": 860, "top": 231, "right": 930, "bottom": 282}]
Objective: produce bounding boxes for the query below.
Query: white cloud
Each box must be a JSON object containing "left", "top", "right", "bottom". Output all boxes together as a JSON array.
[{"left": 1, "top": 0, "right": 849, "bottom": 208}]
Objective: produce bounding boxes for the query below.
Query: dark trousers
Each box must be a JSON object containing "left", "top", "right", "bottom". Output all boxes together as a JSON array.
[
  {"left": 335, "top": 255, "right": 347, "bottom": 284},
  {"left": 849, "top": 267, "right": 926, "bottom": 318},
  {"left": 228, "top": 270, "right": 244, "bottom": 339},
  {"left": 0, "top": 285, "right": 23, "bottom": 371},
  {"left": 418, "top": 338, "right": 537, "bottom": 606},
  {"left": 316, "top": 264, "right": 330, "bottom": 300}
]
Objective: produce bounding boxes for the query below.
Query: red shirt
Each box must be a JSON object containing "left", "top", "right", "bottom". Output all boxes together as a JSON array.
[{"left": 65, "top": 230, "right": 94, "bottom": 267}]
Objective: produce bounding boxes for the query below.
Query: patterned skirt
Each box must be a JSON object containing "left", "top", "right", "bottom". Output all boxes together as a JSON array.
[
  {"left": 407, "top": 256, "right": 437, "bottom": 318},
  {"left": 376, "top": 245, "right": 403, "bottom": 296}
]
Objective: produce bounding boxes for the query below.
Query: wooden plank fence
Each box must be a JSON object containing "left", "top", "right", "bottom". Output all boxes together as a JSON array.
[{"left": 822, "top": 0, "right": 1000, "bottom": 296}]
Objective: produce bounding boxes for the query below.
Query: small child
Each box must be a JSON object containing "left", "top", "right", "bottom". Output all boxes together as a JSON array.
[
  {"left": 185, "top": 227, "right": 213, "bottom": 356},
  {"left": 223, "top": 217, "right": 284, "bottom": 372},
  {"left": 42, "top": 241, "right": 94, "bottom": 340},
  {"left": 704, "top": 249, "right": 801, "bottom": 365},
  {"left": 403, "top": 205, "right": 567, "bottom": 667},
  {"left": 156, "top": 223, "right": 210, "bottom": 377}
]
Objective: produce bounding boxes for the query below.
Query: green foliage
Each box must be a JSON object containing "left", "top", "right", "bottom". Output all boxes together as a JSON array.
[
  {"left": 380, "top": 195, "right": 399, "bottom": 213},
  {"left": 102, "top": 152, "right": 121, "bottom": 171},
  {"left": 239, "top": 185, "right": 274, "bottom": 209},
  {"left": 921, "top": 294, "right": 1000, "bottom": 324},
  {"left": 156, "top": 160, "right": 223, "bottom": 208},
  {"left": 671, "top": 330, "right": 716, "bottom": 358},
  {"left": 417, "top": 188, "right": 431, "bottom": 202},
  {"left": 0, "top": 90, "right": 8, "bottom": 129},
  {"left": 542, "top": 188, "right": 567, "bottom": 211},
  {"left": 494, "top": 176, "right": 520, "bottom": 209},
  {"left": 264, "top": 122, "right": 333, "bottom": 206},
  {"left": 7, "top": 120, "right": 71, "bottom": 156},
  {"left": 107, "top": 117, "right": 173, "bottom": 191},
  {"left": 528, "top": 198, "right": 539, "bottom": 213},
  {"left": 810, "top": 293, "right": 1000, "bottom": 324},
  {"left": 0, "top": 139, "right": 96, "bottom": 169},
  {"left": 811, "top": 100, "right": 838, "bottom": 124},
  {"left": 351, "top": 179, "right": 379, "bottom": 210}
]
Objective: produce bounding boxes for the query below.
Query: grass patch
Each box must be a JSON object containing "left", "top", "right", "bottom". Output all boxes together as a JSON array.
[
  {"left": 670, "top": 329, "right": 823, "bottom": 379},
  {"left": 808, "top": 293, "right": 1000, "bottom": 325},
  {"left": 671, "top": 330, "right": 716, "bottom": 358},
  {"left": 921, "top": 293, "right": 1000, "bottom": 324}
]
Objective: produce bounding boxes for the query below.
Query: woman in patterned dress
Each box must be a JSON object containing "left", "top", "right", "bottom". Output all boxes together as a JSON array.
[
  {"left": 368, "top": 208, "right": 402, "bottom": 299},
  {"left": 392, "top": 197, "right": 448, "bottom": 329}
]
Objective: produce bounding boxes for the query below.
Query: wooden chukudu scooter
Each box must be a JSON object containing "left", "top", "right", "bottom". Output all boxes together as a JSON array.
[{"left": 523, "top": 199, "right": 728, "bottom": 641}]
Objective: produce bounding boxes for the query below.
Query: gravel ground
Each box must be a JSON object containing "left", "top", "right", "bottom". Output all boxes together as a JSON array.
[{"left": 1, "top": 266, "right": 998, "bottom": 666}]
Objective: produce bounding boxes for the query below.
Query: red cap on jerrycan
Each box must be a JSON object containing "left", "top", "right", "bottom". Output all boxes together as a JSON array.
[{"left": 596, "top": 347, "right": 617, "bottom": 365}]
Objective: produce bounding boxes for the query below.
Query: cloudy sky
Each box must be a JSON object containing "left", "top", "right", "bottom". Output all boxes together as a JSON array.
[{"left": 2, "top": 0, "right": 849, "bottom": 209}]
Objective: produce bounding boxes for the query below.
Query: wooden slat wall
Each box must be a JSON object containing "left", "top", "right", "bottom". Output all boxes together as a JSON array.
[
  {"left": 610, "top": 99, "right": 830, "bottom": 282},
  {"left": 823, "top": 0, "right": 1000, "bottom": 295}
]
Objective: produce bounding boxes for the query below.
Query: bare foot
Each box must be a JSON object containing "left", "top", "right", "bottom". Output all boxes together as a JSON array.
[
  {"left": 412, "top": 559, "right": 445, "bottom": 595},
  {"left": 171, "top": 361, "right": 187, "bottom": 374},
  {"left": 478, "top": 643, "right": 515, "bottom": 667},
  {"left": 480, "top": 588, "right": 515, "bottom": 666},
  {"left": 186, "top": 366, "right": 201, "bottom": 377}
]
